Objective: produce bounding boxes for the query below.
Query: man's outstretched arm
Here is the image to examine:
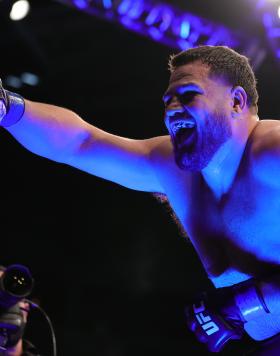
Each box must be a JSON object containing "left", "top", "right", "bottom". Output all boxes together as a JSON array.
[{"left": 1, "top": 89, "right": 168, "bottom": 193}]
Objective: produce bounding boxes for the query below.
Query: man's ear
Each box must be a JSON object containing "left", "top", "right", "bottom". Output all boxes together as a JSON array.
[{"left": 231, "top": 86, "right": 247, "bottom": 115}]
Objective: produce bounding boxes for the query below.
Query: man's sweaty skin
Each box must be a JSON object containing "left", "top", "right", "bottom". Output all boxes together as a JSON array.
[
  {"left": 159, "top": 61, "right": 261, "bottom": 275},
  {"left": 154, "top": 61, "right": 280, "bottom": 339},
  {"left": 4, "top": 60, "right": 280, "bottom": 341}
]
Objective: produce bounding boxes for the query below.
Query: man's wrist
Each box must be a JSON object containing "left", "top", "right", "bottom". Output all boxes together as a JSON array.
[
  {"left": 233, "top": 279, "right": 270, "bottom": 322},
  {"left": 0, "top": 79, "right": 25, "bottom": 127},
  {"left": 0, "top": 91, "right": 25, "bottom": 128}
]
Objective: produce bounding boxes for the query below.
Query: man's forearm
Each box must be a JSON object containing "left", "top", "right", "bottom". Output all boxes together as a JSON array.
[{"left": 6, "top": 99, "right": 90, "bottom": 162}]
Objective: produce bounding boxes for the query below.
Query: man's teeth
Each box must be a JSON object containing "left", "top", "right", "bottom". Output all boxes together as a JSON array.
[{"left": 172, "top": 121, "right": 196, "bottom": 133}]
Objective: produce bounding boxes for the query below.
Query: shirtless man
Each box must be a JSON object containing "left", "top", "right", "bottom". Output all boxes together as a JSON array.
[{"left": 1, "top": 45, "right": 280, "bottom": 354}]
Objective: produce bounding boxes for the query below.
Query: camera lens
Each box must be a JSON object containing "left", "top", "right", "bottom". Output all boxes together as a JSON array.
[{"left": 2, "top": 265, "right": 33, "bottom": 297}]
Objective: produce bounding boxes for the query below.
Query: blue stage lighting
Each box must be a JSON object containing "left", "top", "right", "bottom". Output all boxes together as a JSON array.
[
  {"left": 188, "top": 31, "right": 199, "bottom": 44},
  {"left": 177, "top": 39, "right": 192, "bottom": 50},
  {"left": 59, "top": 0, "right": 265, "bottom": 69},
  {"left": 148, "top": 26, "right": 163, "bottom": 40},
  {"left": 102, "top": 0, "right": 112, "bottom": 9},
  {"left": 117, "top": 0, "right": 131, "bottom": 15},
  {"left": 180, "top": 20, "right": 190, "bottom": 39},
  {"left": 21, "top": 72, "right": 40, "bottom": 86},
  {"left": 73, "top": 0, "right": 88, "bottom": 10},
  {"left": 120, "top": 15, "right": 141, "bottom": 31},
  {"left": 127, "top": 0, "right": 144, "bottom": 19},
  {"left": 206, "top": 29, "right": 227, "bottom": 46},
  {"left": 251, "top": 0, "right": 280, "bottom": 64},
  {"left": 268, "top": 27, "right": 280, "bottom": 37},
  {"left": 263, "top": 13, "right": 272, "bottom": 27},
  {"left": 158, "top": 8, "right": 172, "bottom": 32},
  {"left": 145, "top": 5, "right": 160, "bottom": 26}
]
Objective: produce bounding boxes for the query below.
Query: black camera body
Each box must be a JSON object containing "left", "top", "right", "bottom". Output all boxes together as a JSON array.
[{"left": 0, "top": 264, "right": 33, "bottom": 350}]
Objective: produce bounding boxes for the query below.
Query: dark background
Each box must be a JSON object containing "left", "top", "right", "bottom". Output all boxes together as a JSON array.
[{"left": 0, "top": 0, "right": 280, "bottom": 355}]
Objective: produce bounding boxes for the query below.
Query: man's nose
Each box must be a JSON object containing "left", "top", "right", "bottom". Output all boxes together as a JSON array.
[{"left": 165, "top": 97, "right": 185, "bottom": 119}]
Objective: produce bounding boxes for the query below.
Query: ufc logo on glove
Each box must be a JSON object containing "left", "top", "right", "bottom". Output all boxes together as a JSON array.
[{"left": 193, "top": 301, "right": 220, "bottom": 336}]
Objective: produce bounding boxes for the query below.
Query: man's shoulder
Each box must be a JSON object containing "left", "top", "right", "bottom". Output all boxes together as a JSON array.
[
  {"left": 147, "top": 135, "right": 174, "bottom": 167},
  {"left": 249, "top": 119, "right": 280, "bottom": 186},
  {"left": 148, "top": 136, "right": 180, "bottom": 169},
  {"left": 250, "top": 119, "right": 280, "bottom": 155},
  {"left": 147, "top": 135, "right": 193, "bottom": 184},
  {"left": 146, "top": 135, "right": 172, "bottom": 154}
]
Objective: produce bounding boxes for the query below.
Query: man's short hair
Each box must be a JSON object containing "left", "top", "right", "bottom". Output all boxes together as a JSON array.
[{"left": 169, "top": 45, "right": 258, "bottom": 111}]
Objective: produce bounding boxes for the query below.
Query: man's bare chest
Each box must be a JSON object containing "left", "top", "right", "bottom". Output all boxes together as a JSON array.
[{"left": 164, "top": 171, "right": 280, "bottom": 278}]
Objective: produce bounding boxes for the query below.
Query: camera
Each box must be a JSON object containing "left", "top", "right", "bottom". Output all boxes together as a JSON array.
[{"left": 0, "top": 264, "right": 33, "bottom": 309}]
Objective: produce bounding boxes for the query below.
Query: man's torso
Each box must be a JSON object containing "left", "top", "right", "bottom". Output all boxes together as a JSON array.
[{"left": 153, "top": 119, "right": 280, "bottom": 340}]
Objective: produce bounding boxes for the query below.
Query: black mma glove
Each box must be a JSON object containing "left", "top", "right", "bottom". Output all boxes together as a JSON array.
[
  {"left": 185, "top": 287, "right": 245, "bottom": 353},
  {"left": 185, "top": 278, "right": 271, "bottom": 353},
  {"left": 0, "top": 79, "right": 25, "bottom": 127}
]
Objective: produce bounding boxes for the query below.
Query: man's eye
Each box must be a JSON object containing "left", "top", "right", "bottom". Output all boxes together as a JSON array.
[
  {"left": 180, "top": 91, "right": 197, "bottom": 104},
  {"left": 163, "top": 97, "right": 172, "bottom": 107}
]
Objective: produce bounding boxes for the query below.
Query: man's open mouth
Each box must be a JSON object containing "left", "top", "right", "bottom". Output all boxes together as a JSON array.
[{"left": 170, "top": 119, "right": 197, "bottom": 146}]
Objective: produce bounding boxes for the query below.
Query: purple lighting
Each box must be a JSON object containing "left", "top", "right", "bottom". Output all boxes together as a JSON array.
[
  {"left": 159, "top": 8, "right": 172, "bottom": 32},
  {"left": 145, "top": 6, "right": 160, "bottom": 26},
  {"left": 59, "top": 0, "right": 264, "bottom": 69},
  {"left": 148, "top": 26, "right": 163, "bottom": 40},
  {"left": 127, "top": 0, "right": 144, "bottom": 19},
  {"left": 118, "top": 0, "right": 131, "bottom": 15},
  {"left": 253, "top": 0, "right": 280, "bottom": 64},
  {"left": 72, "top": 0, "right": 88, "bottom": 10},
  {"left": 102, "top": 0, "right": 112, "bottom": 9},
  {"left": 177, "top": 39, "right": 192, "bottom": 51}
]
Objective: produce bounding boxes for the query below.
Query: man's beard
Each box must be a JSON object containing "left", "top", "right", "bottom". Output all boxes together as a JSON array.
[{"left": 173, "top": 111, "right": 232, "bottom": 171}]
